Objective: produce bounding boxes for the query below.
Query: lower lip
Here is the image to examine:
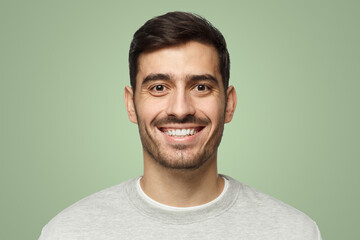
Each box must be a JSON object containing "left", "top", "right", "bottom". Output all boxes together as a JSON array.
[{"left": 159, "top": 129, "right": 203, "bottom": 143}]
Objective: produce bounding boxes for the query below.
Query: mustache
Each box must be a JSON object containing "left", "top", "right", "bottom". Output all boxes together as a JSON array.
[{"left": 152, "top": 115, "right": 209, "bottom": 126}]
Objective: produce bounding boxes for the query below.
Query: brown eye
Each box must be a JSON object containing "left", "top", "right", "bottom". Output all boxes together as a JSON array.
[
  {"left": 152, "top": 85, "right": 166, "bottom": 91},
  {"left": 195, "top": 84, "right": 208, "bottom": 91}
]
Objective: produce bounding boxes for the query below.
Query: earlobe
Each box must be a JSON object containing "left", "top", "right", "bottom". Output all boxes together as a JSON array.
[
  {"left": 225, "top": 86, "right": 237, "bottom": 123},
  {"left": 124, "top": 86, "right": 138, "bottom": 124}
]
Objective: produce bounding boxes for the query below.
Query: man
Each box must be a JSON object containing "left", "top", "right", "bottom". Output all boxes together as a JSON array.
[{"left": 39, "top": 11, "right": 321, "bottom": 239}]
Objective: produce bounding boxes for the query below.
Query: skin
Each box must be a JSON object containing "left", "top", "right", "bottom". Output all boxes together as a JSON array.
[{"left": 125, "top": 41, "right": 237, "bottom": 207}]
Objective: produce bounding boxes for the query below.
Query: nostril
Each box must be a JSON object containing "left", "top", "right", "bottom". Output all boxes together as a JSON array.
[{"left": 165, "top": 94, "right": 196, "bottom": 117}]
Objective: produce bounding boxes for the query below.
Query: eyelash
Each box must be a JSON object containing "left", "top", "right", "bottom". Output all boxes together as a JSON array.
[
  {"left": 194, "top": 84, "right": 211, "bottom": 92},
  {"left": 151, "top": 85, "right": 167, "bottom": 92}
]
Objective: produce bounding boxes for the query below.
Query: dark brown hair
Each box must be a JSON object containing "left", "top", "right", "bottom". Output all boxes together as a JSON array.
[{"left": 129, "top": 11, "right": 230, "bottom": 91}]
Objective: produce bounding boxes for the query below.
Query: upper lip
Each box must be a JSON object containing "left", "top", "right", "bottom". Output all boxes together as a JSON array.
[
  {"left": 156, "top": 124, "right": 205, "bottom": 132},
  {"left": 157, "top": 124, "right": 205, "bottom": 129}
]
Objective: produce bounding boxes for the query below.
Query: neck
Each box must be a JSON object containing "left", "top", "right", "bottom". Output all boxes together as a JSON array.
[{"left": 141, "top": 152, "right": 224, "bottom": 207}]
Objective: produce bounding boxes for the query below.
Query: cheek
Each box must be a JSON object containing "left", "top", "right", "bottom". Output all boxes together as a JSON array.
[
  {"left": 195, "top": 98, "right": 225, "bottom": 120},
  {"left": 136, "top": 98, "right": 167, "bottom": 123}
]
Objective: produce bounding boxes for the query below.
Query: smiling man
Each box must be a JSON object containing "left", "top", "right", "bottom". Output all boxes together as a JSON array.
[
  {"left": 124, "top": 39, "right": 235, "bottom": 208},
  {"left": 39, "top": 12, "right": 321, "bottom": 240}
]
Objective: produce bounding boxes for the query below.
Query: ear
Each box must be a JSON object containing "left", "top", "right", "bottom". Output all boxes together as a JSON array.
[
  {"left": 225, "top": 86, "right": 237, "bottom": 123},
  {"left": 124, "top": 86, "right": 138, "bottom": 124}
]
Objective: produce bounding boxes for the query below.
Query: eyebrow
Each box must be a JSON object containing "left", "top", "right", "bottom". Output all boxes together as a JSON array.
[
  {"left": 142, "top": 73, "right": 172, "bottom": 85},
  {"left": 187, "top": 74, "right": 219, "bottom": 86},
  {"left": 142, "top": 73, "right": 219, "bottom": 86}
]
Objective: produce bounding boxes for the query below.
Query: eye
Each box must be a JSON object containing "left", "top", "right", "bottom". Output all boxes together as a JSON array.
[
  {"left": 149, "top": 84, "right": 169, "bottom": 96},
  {"left": 194, "top": 84, "right": 210, "bottom": 92},
  {"left": 151, "top": 85, "right": 167, "bottom": 92}
]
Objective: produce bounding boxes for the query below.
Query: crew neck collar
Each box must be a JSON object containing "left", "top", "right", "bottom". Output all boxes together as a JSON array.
[
  {"left": 126, "top": 174, "right": 241, "bottom": 224},
  {"left": 136, "top": 176, "right": 229, "bottom": 212}
]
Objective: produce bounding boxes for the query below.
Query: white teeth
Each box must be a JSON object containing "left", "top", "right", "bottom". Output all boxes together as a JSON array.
[{"left": 164, "top": 128, "right": 198, "bottom": 137}]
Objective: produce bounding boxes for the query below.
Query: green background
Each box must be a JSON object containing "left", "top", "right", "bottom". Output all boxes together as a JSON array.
[{"left": 1, "top": 0, "right": 359, "bottom": 239}]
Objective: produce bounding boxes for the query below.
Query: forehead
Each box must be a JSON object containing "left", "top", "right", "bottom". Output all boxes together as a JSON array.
[{"left": 137, "top": 41, "right": 221, "bottom": 85}]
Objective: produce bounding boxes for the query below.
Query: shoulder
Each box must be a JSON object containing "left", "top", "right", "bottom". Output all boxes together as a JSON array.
[
  {"left": 226, "top": 176, "right": 321, "bottom": 239},
  {"left": 39, "top": 178, "right": 137, "bottom": 240}
]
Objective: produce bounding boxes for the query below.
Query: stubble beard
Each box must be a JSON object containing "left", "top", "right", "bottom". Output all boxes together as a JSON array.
[{"left": 136, "top": 114, "right": 225, "bottom": 170}]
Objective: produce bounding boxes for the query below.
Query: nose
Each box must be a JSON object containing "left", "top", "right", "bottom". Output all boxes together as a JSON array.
[{"left": 165, "top": 89, "right": 196, "bottom": 119}]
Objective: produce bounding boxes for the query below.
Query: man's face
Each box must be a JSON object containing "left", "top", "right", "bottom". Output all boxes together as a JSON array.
[{"left": 125, "top": 41, "right": 236, "bottom": 170}]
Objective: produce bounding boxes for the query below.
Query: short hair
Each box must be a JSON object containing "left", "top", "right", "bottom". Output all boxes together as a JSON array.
[{"left": 129, "top": 11, "right": 230, "bottom": 91}]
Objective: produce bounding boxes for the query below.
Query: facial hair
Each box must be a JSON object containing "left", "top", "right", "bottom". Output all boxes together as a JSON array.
[{"left": 135, "top": 113, "right": 225, "bottom": 170}]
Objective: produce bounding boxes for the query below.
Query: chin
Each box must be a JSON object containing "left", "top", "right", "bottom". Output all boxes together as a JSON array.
[{"left": 151, "top": 148, "right": 213, "bottom": 170}]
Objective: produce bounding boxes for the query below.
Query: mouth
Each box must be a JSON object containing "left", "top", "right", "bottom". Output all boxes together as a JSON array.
[{"left": 158, "top": 127, "right": 205, "bottom": 138}]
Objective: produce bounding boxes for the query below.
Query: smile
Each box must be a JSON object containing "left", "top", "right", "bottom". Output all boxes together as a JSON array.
[{"left": 159, "top": 127, "right": 204, "bottom": 137}]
